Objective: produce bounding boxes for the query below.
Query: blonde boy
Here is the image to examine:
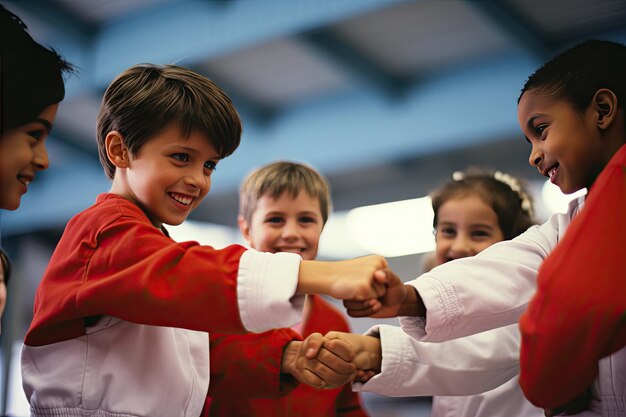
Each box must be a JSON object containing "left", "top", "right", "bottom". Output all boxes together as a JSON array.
[{"left": 208, "top": 161, "right": 369, "bottom": 417}]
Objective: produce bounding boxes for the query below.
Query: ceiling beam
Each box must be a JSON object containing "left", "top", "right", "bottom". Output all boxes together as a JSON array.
[
  {"left": 469, "top": 0, "right": 554, "bottom": 61},
  {"left": 299, "top": 29, "right": 406, "bottom": 99}
]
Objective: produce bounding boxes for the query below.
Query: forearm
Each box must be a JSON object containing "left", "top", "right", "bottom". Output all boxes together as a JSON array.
[
  {"left": 357, "top": 324, "right": 520, "bottom": 397},
  {"left": 209, "top": 329, "right": 302, "bottom": 399}
]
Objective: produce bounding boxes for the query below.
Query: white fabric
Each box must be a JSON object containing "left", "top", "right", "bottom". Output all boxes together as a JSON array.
[
  {"left": 392, "top": 196, "right": 625, "bottom": 416},
  {"left": 22, "top": 249, "right": 304, "bottom": 417},
  {"left": 355, "top": 324, "right": 520, "bottom": 397},
  {"left": 237, "top": 249, "right": 304, "bottom": 332}
]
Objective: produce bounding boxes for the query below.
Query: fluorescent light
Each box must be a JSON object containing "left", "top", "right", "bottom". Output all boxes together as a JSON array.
[
  {"left": 344, "top": 197, "right": 436, "bottom": 257},
  {"left": 167, "top": 220, "right": 244, "bottom": 248}
]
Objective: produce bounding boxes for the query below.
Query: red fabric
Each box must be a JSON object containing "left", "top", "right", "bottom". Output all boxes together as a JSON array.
[
  {"left": 25, "top": 193, "right": 248, "bottom": 346},
  {"left": 519, "top": 144, "right": 626, "bottom": 408},
  {"left": 207, "top": 295, "right": 369, "bottom": 417}
]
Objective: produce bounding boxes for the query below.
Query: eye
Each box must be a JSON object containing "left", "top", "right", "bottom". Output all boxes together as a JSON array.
[
  {"left": 27, "top": 129, "right": 46, "bottom": 145},
  {"left": 534, "top": 124, "right": 548, "bottom": 138},
  {"left": 299, "top": 216, "right": 317, "bottom": 224},
  {"left": 266, "top": 217, "right": 284, "bottom": 224},
  {"left": 471, "top": 230, "right": 491, "bottom": 239},
  {"left": 171, "top": 153, "right": 190, "bottom": 162},
  {"left": 204, "top": 160, "right": 217, "bottom": 171},
  {"left": 437, "top": 226, "right": 456, "bottom": 237}
]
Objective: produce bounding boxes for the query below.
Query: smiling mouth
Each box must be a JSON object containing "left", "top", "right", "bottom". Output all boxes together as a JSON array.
[
  {"left": 168, "top": 192, "right": 194, "bottom": 206},
  {"left": 18, "top": 175, "right": 32, "bottom": 186},
  {"left": 546, "top": 165, "right": 559, "bottom": 180},
  {"left": 278, "top": 247, "right": 305, "bottom": 254}
]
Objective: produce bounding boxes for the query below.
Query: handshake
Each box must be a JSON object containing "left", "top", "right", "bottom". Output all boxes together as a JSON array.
[{"left": 282, "top": 331, "right": 384, "bottom": 389}]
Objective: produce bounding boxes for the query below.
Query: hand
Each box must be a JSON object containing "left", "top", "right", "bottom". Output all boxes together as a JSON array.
[
  {"left": 344, "top": 268, "right": 417, "bottom": 318},
  {"left": 324, "top": 331, "right": 382, "bottom": 381},
  {"left": 282, "top": 333, "right": 356, "bottom": 389},
  {"left": 298, "top": 255, "right": 389, "bottom": 301}
]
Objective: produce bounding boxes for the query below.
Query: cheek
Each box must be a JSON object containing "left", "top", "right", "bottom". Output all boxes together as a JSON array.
[
  {"left": 250, "top": 227, "right": 279, "bottom": 252},
  {"left": 475, "top": 239, "right": 501, "bottom": 254},
  {"left": 434, "top": 241, "right": 450, "bottom": 265},
  {"left": 0, "top": 284, "right": 6, "bottom": 318}
]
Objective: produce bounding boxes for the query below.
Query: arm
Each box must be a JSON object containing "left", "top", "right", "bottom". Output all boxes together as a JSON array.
[
  {"left": 519, "top": 155, "right": 626, "bottom": 409},
  {"left": 397, "top": 216, "right": 566, "bottom": 342},
  {"left": 209, "top": 329, "right": 302, "bottom": 399},
  {"left": 27, "top": 199, "right": 390, "bottom": 345},
  {"left": 329, "top": 325, "right": 520, "bottom": 397}
]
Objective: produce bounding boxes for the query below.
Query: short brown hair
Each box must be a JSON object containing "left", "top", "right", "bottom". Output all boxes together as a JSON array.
[
  {"left": 97, "top": 64, "right": 242, "bottom": 179},
  {"left": 239, "top": 161, "right": 332, "bottom": 225}
]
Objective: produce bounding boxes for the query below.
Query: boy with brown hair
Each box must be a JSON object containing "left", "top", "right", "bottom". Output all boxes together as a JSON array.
[
  {"left": 208, "top": 161, "right": 369, "bottom": 417},
  {"left": 21, "top": 64, "right": 388, "bottom": 417}
]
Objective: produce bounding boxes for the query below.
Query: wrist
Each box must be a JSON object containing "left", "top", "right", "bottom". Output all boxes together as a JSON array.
[
  {"left": 397, "top": 285, "right": 426, "bottom": 317},
  {"left": 296, "top": 260, "right": 333, "bottom": 295}
]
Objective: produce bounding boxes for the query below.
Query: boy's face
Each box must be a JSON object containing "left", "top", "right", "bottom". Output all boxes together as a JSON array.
[
  {"left": 434, "top": 195, "right": 504, "bottom": 266},
  {"left": 113, "top": 123, "right": 219, "bottom": 228},
  {"left": 518, "top": 90, "right": 603, "bottom": 194},
  {"left": 0, "top": 103, "right": 57, "bottom": 210},
  {"left": 240, "top": 191, "right": 324, "bottom": 261}
]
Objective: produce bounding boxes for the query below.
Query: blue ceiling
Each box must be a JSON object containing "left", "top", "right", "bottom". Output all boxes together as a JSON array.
[{"left": 2, "top": 0, "right": 626, "bottom": 235}]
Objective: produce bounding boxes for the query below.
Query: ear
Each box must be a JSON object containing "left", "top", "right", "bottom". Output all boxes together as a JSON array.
[
  {"left": 238, "top": 215, "right": 252, "bottom": 244},
  {"left": 105, "top": 131, "right": 131, "bottom": 169},
  {"left": 592, "top": 88, "right": 618, "bottom": 130}
]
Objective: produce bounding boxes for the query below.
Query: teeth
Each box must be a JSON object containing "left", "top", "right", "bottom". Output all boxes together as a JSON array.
[
  {"left": 170, "top": 193, "right": 193, "bottom": 205},
  {"left": 548, "top": 168, "right": 557, "bottom": 178},
  {"left": 280, "top": 248, "right": 304, "bottom": 254},
  {"left": 18, "top": 176, "right": 30, "bottom": 186}
]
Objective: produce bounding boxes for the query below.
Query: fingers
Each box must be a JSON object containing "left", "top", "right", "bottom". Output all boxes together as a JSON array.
[
  {"left": 324, "top": 338, "right": 355, "bottom": 362},
  {"left": 343, "top": 299, "right": 381, "bottom": 318},
  {"left": 298, "top": 351, "right": 356, "bottom": 388},
  {"left": 296, "top": 335, "right": 357, "bottom": 389},
  {"left": 302, "top": 332, "right": 325, "bottom": 359}
]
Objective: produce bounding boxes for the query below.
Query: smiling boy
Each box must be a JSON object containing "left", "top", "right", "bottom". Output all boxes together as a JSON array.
[
  {"left": 208, "top": 161, "right": 369, "bottom": 417},
  {"left": 21, "top": 65, "right": 388, "bottom": 417}
]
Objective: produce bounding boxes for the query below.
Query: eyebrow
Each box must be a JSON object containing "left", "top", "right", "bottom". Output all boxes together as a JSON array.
[{"left": 33, "top": 118, "right": 53, "bottom": 133}]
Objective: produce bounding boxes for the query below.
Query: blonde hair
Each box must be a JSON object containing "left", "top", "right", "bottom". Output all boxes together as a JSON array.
[{"left": 239, "top": 161, "right": 332, "bottom": 225}]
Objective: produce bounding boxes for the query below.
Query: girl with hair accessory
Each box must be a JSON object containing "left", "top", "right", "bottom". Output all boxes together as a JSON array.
[
  {"left": 314, "top": 168, "right": 543, "bottom": 417},
  {"left": 341, "top": 38, "right": 626, "bottom": 416}
]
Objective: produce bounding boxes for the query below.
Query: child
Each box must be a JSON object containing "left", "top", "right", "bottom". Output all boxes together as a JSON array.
[
  {"left": 208, "top": 161, "right": 369, "bottom": 417},
  {"left": 20, "top": 64, "right": 390, "bottom": 417},
  {"left": 320, "top": 169, "right": 543, "bottom": 417},
  {"left": 0, "top": 5, "right": 73, "bottom": 211},
  {"left": 343, "top": 39, "right": 626, "bottom": 416},
  {"left": 0, "top": 4, "right": 74, "bottom": 327},
  {"left": 517, "top": 41, "right": 626, "bottom": 410}
]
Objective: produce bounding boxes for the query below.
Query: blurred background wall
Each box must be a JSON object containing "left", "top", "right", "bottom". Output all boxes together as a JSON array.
[{"left": 1, "top": 0, "right": 625, "bottom": 415}]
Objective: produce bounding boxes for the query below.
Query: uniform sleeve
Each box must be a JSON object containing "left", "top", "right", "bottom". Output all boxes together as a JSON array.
[
  {"left": 27, "top": 214, "right": 304, "bottom": 346},
  {"left": 208, "top": 329, "right": 302, "bottom": 399},
  {"left": 519, "top": 157, "right": 626, "bottom": 409},
  {"left": 398, "top": 215, "right": 564, "bottom": 342},
  {"left": 354, "top": 324, "right": 519, "bottom": 397}
]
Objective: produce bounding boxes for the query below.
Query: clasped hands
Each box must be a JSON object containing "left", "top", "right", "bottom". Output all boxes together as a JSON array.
[{"left": 282, "top": 331, "right": 383, "bottom": 390}]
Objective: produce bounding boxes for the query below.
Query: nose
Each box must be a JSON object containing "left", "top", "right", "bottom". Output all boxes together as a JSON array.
[
  {"left": 449, "top": 236, "right": 474, "bottom": 259},
  {"left": 33, "top": 142, "right": 49, "bottom": 171},
  {"left": 528, "top": 144, "right": 543, "bottom": 168},
  {"left": 281, "top": 220, "right": 300, "bottom": 240},
  {"left": 184, "top": 167, "right": 209, "bottom": 191}
]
